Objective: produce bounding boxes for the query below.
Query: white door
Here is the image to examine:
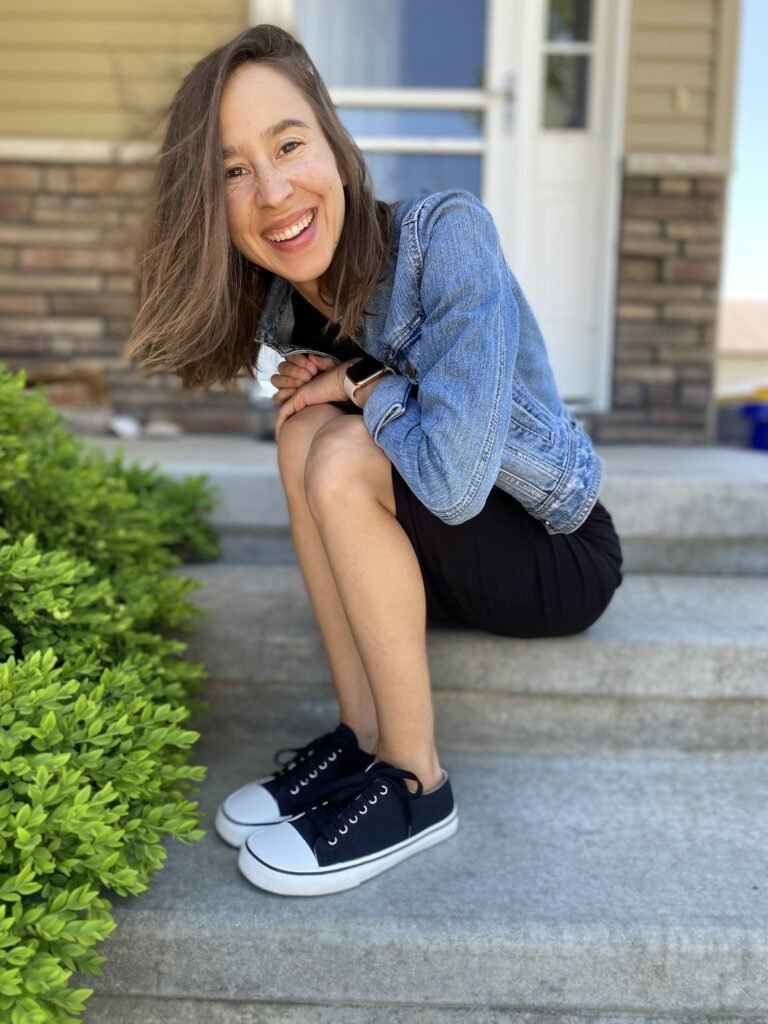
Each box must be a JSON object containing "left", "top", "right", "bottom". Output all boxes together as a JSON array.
[{"left": 252, "top": 0, "right": 629, "bottom": 409}]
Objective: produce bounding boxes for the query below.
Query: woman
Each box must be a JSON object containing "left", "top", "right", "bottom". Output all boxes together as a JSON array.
[{"left": 129, "top": 25, "right": 623, "bottom": 898}]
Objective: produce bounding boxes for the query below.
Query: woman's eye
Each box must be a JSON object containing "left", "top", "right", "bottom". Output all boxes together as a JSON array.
[
  {"left": 280, "top": 140, "right": 302, "bottom": 156},
  {"left": 225, "top": 166, "right": 244, "bottom": 180}
]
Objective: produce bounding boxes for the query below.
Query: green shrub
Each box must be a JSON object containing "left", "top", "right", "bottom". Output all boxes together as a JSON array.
[{"left": 0, "top": 367, "right": 218, "bottom": 1023}]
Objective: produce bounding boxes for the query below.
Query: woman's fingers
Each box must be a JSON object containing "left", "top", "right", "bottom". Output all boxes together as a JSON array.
[{"left": 271, "top": 386, "right": 296, "bottom": 407}]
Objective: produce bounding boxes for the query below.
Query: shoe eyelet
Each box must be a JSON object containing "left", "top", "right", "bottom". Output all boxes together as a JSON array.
[
  {"left": 359, "top": 805, "right": 368, "bottom": 815},
  {"left": 309, "top": 770, "right": 318, "bottom": 779},
  {"left": 379, "top": 785, "right": 388, "bottom": 796},
  {"left": 368, "top": 795, "right": 377, "bottom": 805},
  {"left": 348, "top": 815, "right": 357, "bottom": 824},
  {"left": 300, "top": 779, "right": 309, "bottom": 787},
  {"left": 338, "top": 825, "right": 348, "bottom": 835},
  {"left": 328, "top": 752, "right": 337, "bottom": 762},
  {"left": 319, "top": 760, "right": 327, "bottom": 770},
  {"left": 328, "top": 836, "right": 338, "bottom": 846},
  {"left": 290, "top": 786, "right": 299, "bottom": 795}
]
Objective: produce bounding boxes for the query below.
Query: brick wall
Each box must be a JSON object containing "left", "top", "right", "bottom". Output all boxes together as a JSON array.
[
  {"left": 0, "top": 160, "right": 260, "bottom": 433},
  {"left": 1, "top": 159, "right": 726, "bottom": 442},
  {"left": 588, "top": 173, "right": 724, "bottom": 443}
]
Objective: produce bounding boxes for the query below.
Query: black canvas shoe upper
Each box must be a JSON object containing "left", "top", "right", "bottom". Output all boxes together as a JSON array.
[
  {"left": 263, "top": 723, "right": 373, "bottom": 815},
  {"left": 288, "top": 762, "right": 455, "bottom": 867}
]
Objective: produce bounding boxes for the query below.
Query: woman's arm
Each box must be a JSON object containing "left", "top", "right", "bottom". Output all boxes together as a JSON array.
[{"left": 363, "top": 193, "right": 520, "bottom": 525}]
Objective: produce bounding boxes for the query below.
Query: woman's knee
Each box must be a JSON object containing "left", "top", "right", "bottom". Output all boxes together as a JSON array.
[
  {"left": 277, "top": 404, "right": 343, "bottom": 497},
  {"left": 304, "top": 416, "right": 394, "bottom": 517}
]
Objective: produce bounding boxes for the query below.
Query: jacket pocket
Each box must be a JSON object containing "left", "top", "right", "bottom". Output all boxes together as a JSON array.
[{"left": 508, "top": 394, "right": 555, "bottom": 445}]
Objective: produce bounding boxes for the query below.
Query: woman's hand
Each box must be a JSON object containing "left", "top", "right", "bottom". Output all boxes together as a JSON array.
[
  {"left": 274, "top": 361, "right": 352, "bottom": 442},
  {"left": 270, "top": 353, "right": 338, "bottom": 407}
]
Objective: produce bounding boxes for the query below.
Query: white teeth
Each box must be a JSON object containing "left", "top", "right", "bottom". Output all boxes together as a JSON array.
[{"left": 266, "top": 210, "right": 315, "bottom": 242}]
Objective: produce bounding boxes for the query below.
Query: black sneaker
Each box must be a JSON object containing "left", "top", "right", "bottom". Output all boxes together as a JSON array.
[
  {"left": 237, "top": 762, "right": 458, "bottom": 896},
  {"left": 215, "top": 723, "right": 374, "bottom": 848}
]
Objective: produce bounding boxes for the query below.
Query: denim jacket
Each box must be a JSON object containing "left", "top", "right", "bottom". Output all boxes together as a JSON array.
[{"left": 254, "top": 190, "right": 603, "bottom": 534}]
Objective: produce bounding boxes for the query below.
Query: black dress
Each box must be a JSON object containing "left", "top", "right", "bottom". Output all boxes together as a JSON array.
[{"left": 291, "top": 290, "right": 623, "bottom": 638}]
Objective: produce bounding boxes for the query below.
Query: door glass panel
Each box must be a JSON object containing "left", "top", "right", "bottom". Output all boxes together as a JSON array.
[
  {"left": 547, "top": 0, "right": 592, "bottom": 42},
  {"left": 364, "top": 154, "right": 481, "bottom": 203},
  {"left": 294, "top": 0, "right": 487, "bottom": 88},
  {"left": 544, "top": 55, "right": 589, "bottom": 128},
  {"left": 338, "top": 108, "right": 483, "bottom": 139}
]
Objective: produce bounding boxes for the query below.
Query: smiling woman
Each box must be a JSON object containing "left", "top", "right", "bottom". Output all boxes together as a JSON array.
[
  {"left": 219, "top": 64, "right": 347, "bottom": 315},
  {"left": 127, "top": 24, "right": 391, "bottom": 386},
  {"left": 127, "top": 23, "right": 623, "bottom": 899}
]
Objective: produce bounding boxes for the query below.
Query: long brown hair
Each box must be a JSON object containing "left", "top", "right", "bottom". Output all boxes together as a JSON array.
[{"left": 128, "top": 25, "right": 392, "bottom": 388}]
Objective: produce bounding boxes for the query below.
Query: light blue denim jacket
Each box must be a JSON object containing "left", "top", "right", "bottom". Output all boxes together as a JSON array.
[{"left": 255, "top": 190, "right": 603, "bottom": 534}]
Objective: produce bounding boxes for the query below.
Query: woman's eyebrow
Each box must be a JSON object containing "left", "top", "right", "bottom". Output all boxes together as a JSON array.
[{"left": 222, "top": 119, "right": 310, "bottom": 159}]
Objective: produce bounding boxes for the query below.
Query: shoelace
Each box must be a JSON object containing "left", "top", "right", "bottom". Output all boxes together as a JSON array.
[
  {"left": 302, "top": 764, "right": 423, "bottom": 847},
  {"left": 272, "top": 733, "right": 345, "bottom": 796}
]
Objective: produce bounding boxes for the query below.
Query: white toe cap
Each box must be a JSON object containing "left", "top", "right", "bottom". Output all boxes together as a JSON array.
[
  {"left": 222, "top": 778, "right": 281, "bottom": 826},
  {"left": 244, "top": 820, "right": 318, "bottom": 872}
]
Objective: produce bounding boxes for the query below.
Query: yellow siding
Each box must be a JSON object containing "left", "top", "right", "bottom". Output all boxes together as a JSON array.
[
  {"left": 624, "top": 0, "right": 739, "bottom": 156},
  {"left": 0, "top": 2, "right": 248, "bottom": 140}
]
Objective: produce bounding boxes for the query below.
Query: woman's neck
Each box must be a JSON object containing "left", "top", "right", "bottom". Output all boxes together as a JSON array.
[{"left": 292, "top": 281, "right": 335, "bottom": 321}]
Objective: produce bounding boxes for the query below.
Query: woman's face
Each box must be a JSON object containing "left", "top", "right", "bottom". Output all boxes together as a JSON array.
[{"left": 219, "top": 63, "right": 346, "bottom": 308}]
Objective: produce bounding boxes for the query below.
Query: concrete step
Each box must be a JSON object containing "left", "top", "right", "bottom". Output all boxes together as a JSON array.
[
  {"left": 93, "top": 438, "right": 768, "bottom": 574},
  {"left": 176, "top": 564, "right": 768, "bottom": 751},
  {"left": 80, "top": 715, "right": 768, "bottom": 1021}
]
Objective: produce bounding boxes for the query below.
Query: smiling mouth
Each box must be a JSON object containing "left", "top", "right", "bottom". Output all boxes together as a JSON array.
[{"left": 264, "top": 210, "right": 316, "bottom": 243}]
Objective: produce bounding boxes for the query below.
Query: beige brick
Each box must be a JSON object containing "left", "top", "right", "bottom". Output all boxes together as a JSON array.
[
  {"left": 0, "top": 194, "right": 31, "bottom": 220},
  {"left": 0, "top": 316, "right": 102, "bottom": 338},
  {"left": 621, "top": 219, "right": 662, "bottom": 238},
  {"left": 696, "top": 177, "right": 725, "bottom": 196},
  {"left": 0, "top": 165, "right": 41, "bottom": 190},
  {"left": 651, "top": 408, "right": 709, "bottom": 426},
  {"left": 20, "top": 247, "right": 133, "bottom": 272},
  {"left": 0, "top": 271, "right": 102, "bottom": 293},
  {"left": 665, "top": 221, "right": 722, "bottom": 241},
  {"left": 619, "top": 258, "right": 657, "bottom": 283},
  {"left": 0, "top": 224, "right": 99, "bottom": 245},
  {"left": 623, "top": 196, "right": 720, "bottom": 220},
  {"left": 664, "top": 302, "right": 718, "bottom": 323},
  {"left": 664, "top": 259, "right": 720, "bottom": 284},
  {"left": 621, "top": 236, "right": 678, "bottom": 258},
  {"left": 101, "top": 228, "right": 137, "bottom": 246},
  {"left": 658, "top": 178, "right": 692, "bottom": 195},
  {"left": 0, "top": 248, "right": 15, "bottom": 268},
  {"left": 680, "top": 366, "right": 713, "bottom": 382},
  {"left": 684, "top": 242, "right": 722, "bottom": 258},
  {"left": 52, "top": 295, "right": 136, "bottom": 317},
  {"left": 33, "top": 207, "right": 123, "bottom": 227},
  {"left": 72, "top": 166, "right": 155, "bottom": 195},
  {"left": 43, "top": 167, "right": 72, "bottom": 193},
  {"left": 658, "top": 349, "right": 711, "bottom": 365},
  {"left": 618, "top": 283, "right": 704, "bottom": 302},
  {"left": 617, "top": 322, "right": 699, "bottom": 345},
  {"left": 106, "top": 274, "right": 136, "bottom": 294},
  {"left": 618, "top": 303, "right": 658, "bottom": 321},
  {"left": 0, "top": 294, "right": 48, "bottom": 315},
  {"left": 615, "top": 364, "right": 676, "bottom": 384}
]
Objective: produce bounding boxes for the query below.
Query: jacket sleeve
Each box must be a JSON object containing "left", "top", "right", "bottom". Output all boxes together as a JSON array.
[{"left": 362, "top": 192, "right": 520, "bottom": 525}]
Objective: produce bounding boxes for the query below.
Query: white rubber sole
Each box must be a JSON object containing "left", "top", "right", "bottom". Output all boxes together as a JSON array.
[
  {"left": 238, "top": 807, "right": 459, "bottom": 896},
  {"left": 214, "top": 804, "right": 290, "bottom": 848}
]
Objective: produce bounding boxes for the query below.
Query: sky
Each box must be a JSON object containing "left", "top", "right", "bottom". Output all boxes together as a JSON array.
[{"left": 721, "top": 0, "right": 768, "bottom": 300}]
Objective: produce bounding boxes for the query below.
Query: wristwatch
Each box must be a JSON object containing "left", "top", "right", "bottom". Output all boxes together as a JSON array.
[{"left": 343, "top": 355, "right": 395, "bottom": 408}]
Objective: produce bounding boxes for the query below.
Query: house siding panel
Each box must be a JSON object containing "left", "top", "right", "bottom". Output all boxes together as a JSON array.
[
  {"left": 0, "top": 3, "right": 247, "bottom": 141},
  {"left": 625, "top": 0, "right": 726, "bottom": 156}
]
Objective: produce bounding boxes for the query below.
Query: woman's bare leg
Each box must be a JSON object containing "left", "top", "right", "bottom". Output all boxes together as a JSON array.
[
  {"left": 277, "top": 405, "right": 379, "bottom": 753},
  {"left": 304, "top": 414, "right": 442, "bottom": 791}
]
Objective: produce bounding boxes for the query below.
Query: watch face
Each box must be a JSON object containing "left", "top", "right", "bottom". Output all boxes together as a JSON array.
[{"left": 346, "top": 355, "right": 386, "bottom": 385}]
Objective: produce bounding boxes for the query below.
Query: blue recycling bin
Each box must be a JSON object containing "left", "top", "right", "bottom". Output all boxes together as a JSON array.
[{"left": 741, "top": 403, "right": 768, "bottom": 451}]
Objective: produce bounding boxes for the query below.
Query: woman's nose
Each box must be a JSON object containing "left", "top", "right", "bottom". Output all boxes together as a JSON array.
[{"left": 254, "top": 164, "right": 293, "bottom": 207}]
